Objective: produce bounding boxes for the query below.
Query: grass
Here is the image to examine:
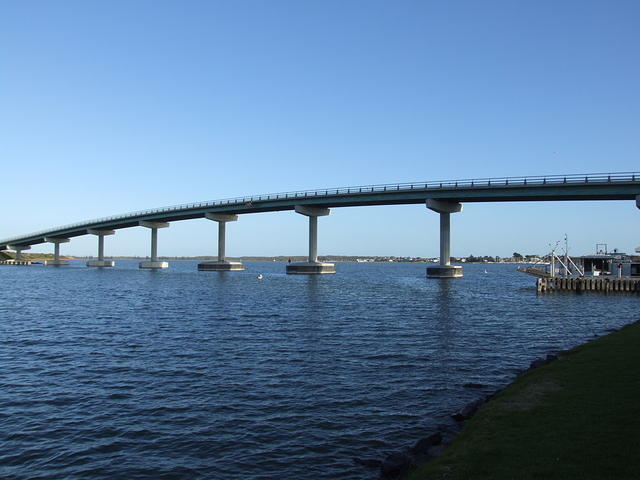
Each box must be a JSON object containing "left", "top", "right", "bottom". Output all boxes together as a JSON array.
[
  {"left": 0, "top": 253, "right": 74, "bottom": 261},
  {"left": 410, "top": 320, "right": 640, "bottom": 480},
  {"left": 23, "top": 253, "right": 74, "bottom": 260}
]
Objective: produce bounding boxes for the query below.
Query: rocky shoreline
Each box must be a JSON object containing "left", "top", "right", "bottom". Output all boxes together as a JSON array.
[{"left": 354, "top": 327, "right": 626, "bottom": 480}]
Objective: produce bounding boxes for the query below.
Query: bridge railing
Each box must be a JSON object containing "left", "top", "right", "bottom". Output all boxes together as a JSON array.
[{"left": 1, "top": 171, "right": 638, "bottom": 246}]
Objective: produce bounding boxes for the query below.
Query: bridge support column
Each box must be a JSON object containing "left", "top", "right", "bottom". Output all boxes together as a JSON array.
[
  {"left": 286, "top": 205, "right": 335, "bottom": 274},
  {"left": 138, "top": 221, "right": 169, "bottom": 269},
  {"left": 7, "top": 245, "right": 30, "bottom": 263},
  {"left": 87, "top": 229, "right": 115, "bottom": 267},
  {"left": 43, "top": 237, "right": 70, "bottom": 266},
  {"left": 636, "top": 196, "right": 640, "bottom": 254},
  {"left": 198, "top": 214, "right": 244, "bottom": 271},
  {"left": 426, "top": 199, "right": 463, "bottom": 278}
]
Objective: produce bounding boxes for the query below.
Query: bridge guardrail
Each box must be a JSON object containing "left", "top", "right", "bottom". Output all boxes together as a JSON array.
[{"left": 1, "top": 171, "right": 638, "bottom": 246}]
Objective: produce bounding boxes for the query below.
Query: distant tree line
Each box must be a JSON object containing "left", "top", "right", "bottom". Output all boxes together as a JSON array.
[{"left": 455, "top": 253, "right": 543, "bottom": 263}]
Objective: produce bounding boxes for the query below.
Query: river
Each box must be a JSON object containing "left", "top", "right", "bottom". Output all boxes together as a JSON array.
[{"left": 0, "top": 261, "right": 636, "bottom": 479}]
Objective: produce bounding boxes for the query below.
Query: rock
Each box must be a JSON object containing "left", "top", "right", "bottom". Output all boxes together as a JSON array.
[
  {"left": 353, "top": 457, "right": 382, "bottom": 469},
  {"left": 557, "top": 348, "right": 575, "bottom": 357},
  {"left": 485, "top": 386, "right": 505, "bottom": 401},
  {"left": 380, "top": 451, "right": 415, "bottom": 479},
  {"left": 529, "top": 358, "right": 546, "bottom": 369},
  {"left": 460, "top": 399, "right": 483, "bottom": 416},
  {"left": 463, "top": 382, "right": 486, "bottom": 389},
  {"left": 431, "top": 422, "right": 459, "bottom": 443},
  {"left": 436, "top": 422, "right": 455, "bottom": 433},
  {"left": 451, "top": 398, "right": 484, "bottom": 421},
  {"left": 410, "top": 432, "right": 442, "bottom": 455},
  {"left": 530, "top": 354, "right": 558, "bottom": 370},
  {"left": 427, "top": 444, "right": 445, "bottom": 458},
  {"left": 529, "top": 358, "right": 547, "bottom": 369}
]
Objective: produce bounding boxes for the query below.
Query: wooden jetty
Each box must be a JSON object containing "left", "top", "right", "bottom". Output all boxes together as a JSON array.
[
  {"left": 536, "top": 276, "right": 640, "bottom": 293},
  {"left": 0, "top": 260, "right": 32, "bottom": 266}
]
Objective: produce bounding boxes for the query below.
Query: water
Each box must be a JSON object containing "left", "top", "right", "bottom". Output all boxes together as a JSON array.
[{"left": 1, "top": 261, "right": 637, "bottom": 479}]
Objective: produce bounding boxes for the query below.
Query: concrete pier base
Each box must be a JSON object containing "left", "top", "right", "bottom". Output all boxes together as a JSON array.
[
  {"left": 197, "top": 260, "right": 244, "bottom": 271},
  {"left": 286, "top": 261, "right": 336, "bottom": 274},
  {"left": 44, "top": 259, "right": 70, "bottom": 266},
  {"left": 426, "top": 265, "right": 463, "bottom": 278},
  {"left": 288, "top": 205, "right": 335, "bottom": 275},
  {"left": 139, "top": 221, "right": 170, "bottom": 270},
  {"left": 44, "top": 237, "right": 70, "bottom": 267},
  {"left": 426, "top": 199, "right": 464, "bottom": 280},
  {"left": 201, "top": 214, "right": 243, "bottom": 272},
  {"left": 139, "top": 261, "right": 169, "bottom": 269},
  {"left": 87, "top": 260, "right": 115, "bottom": 267},
  {"left": 87, "top": 229, "right": 115, "bottom": 268}
]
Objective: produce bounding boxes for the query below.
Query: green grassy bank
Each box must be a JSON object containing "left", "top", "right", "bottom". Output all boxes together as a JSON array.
[
  {"left": 410, "top": 320, "right": 640, "bottom": 480},
  {"left": 0, "top": 253, "right": 74, "bottom": 261}
]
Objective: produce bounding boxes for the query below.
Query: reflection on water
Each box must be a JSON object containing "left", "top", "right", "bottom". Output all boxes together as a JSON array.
[
  {"left": 0, "top": 260, "right": 637, "bottom": 480},
  {"left": 304, "top": 274, "right": 321, "bottom": 302}
]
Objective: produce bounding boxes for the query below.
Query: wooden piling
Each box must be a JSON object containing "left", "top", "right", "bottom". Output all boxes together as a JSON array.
[{"left": 535, "top": 276, "right": 640, "bottom": 294}]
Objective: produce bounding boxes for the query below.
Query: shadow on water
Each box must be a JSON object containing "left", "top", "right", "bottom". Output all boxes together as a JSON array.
[
  {"left": 205, "top": 270, "right": 232, "bottom": 285},
  {"left": 434, "top": 277, "right": 455, "bottom": 317},
  {"left": 430, "top": 277, "right": 460, "bottom": 355},
  {"left": 303, "top": 274, "right": 321, "bottom": 303}
]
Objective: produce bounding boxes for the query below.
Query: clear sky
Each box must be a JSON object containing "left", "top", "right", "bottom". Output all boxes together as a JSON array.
[{"left": 1, "top": 0, "right": 638, "bottom": 258}]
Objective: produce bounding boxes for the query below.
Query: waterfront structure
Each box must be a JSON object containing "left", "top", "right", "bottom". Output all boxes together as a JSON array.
[
  {"left": 425, "top": 199, "right": 463, "bottom": 278},
  {"left": 1, "top": 172, "right": 639, "bottom": 276},
  {"left": 535, "top": 276, "right": 640, "bottom": 293},
  {"left": 579, "top": 250, "right": 639, "bottom": 277},
  {"left": 138, "top": 221, "right": 170, "bottom": 269},
  {"left": 197, "top": 214, "right": 244, "bottom": 271},
  {"left": 286, "top": 205, "right": 336, "bottom": 274},
  {"left": 43, "top": 237, "right": 69, "bottom": 266},
  {"left": 518, "top": 239, "right": 640, "bottom": 293},
  {"left": 86, "top": 229, "right": 116, "bottom": 267}
]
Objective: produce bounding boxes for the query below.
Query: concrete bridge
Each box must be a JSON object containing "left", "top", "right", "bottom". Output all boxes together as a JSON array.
[{"left": 1, "top": 172, "right": 639, "bottom": 277}]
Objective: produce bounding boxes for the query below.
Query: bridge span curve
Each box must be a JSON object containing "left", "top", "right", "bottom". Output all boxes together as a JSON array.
[{"left": 1, "top": 172, "right": 639, "bottom": 276}]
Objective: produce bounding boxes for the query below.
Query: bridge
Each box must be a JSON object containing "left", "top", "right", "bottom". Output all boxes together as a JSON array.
[{"left": 1, "top": 172, "right": 639, "bottom": 276}]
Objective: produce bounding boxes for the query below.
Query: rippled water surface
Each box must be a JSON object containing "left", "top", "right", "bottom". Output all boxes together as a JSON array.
[{"left": 1, "top": 261, "right": 637, "bottom": 479}]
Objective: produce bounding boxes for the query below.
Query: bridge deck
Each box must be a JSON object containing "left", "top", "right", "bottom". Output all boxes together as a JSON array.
[{"left": 1, "top": 172, "right": 639, "bottom": 249}]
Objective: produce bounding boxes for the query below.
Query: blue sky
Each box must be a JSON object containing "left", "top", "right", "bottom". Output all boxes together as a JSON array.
[{"left": 1, "top": 1, "right": 638, "bottom": 257}]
